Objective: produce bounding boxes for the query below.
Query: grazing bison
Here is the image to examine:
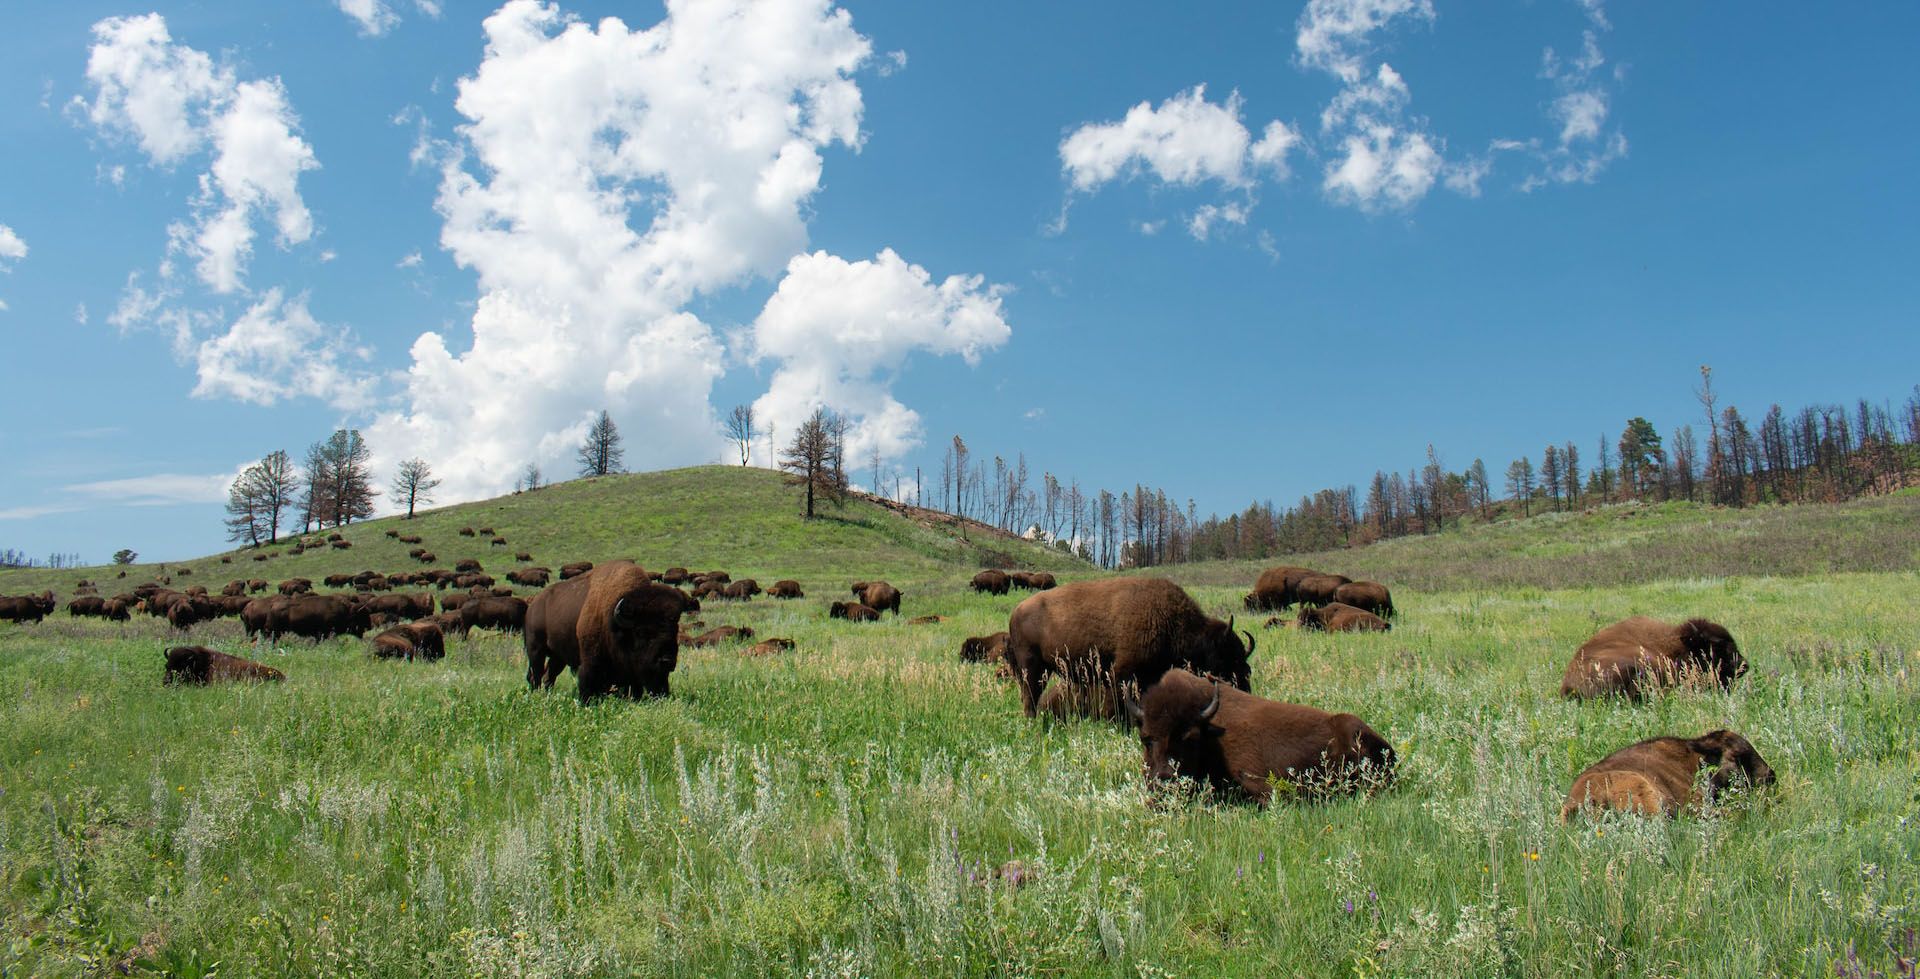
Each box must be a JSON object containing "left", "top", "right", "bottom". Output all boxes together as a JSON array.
[
  {"left": 1125, "top": 669, "right": 1395, "bottom": 803},
  {"left": 1296, "top": 602, "right": 1391, "bottom": 633},
  {"left": 102, "top": 598, "right": 131, "bottom": 621},
  {"left": 371, "top": 621, "right": 446, "bottom": 661},
  {"left": 852, "top": 581, "right": 902, "bottom": 615},
  {"left": 386, "top": 529, "right": 401, "bottom": 539},
  {"left": 829, "top": 601, "right": 880, "bottom": 622},
  {"left": 164, "top": 646, "right": 285, "bottom": 685},
  {"left": 490, "top": 537, "right": 508, "bottom": 547},
  {"left": 1332, "top": 581, "right": 1393, "bottom": 618},
  {"left": 477, "top": 527, "right": 494, "bottom": 535},
  {"left": 1293, "top": 573, "right": 1352, "bottom": 608},
  {"left": 361, "top": 592, "right": 435, "bottom": 621},
  {"left": 1027, "top": 572, "right": 1057, "bottom": 591},
  {"left": 691, "top": 580, "right": 726, "bottom": 601},
  {"left": 438, "top": 592, "right": 475, "bottom": 612},
  {"left": 222, "top": 580, "right": 248, "bottom": 597},
  {"left": 960, "top": 631, "right": 1009, "bottom": 664},
  {"left": 661, "top": 567, "right": 690, "bottom": 585},
  {"left": 702, "top": 571, "right": 731, "bottom": 585},
  {"left": 744, "top": 638, "right": 795, "bottom": 656},
  {"left": 277, "top": 578, "right": 313, "bottom": 597},
  {"left": 1005, "top": 577, "right": 1253, "bottom": 720},
  {"left": 167, "top": 595, "right": 217, "bottom": 631},
  {"left": 459, "top": 527, "right": 476, "bottom": 537},
  {"left": 1560, "top": 730, "right": 1775, "bottom": 821},
  {"left": 768, "top": 579, "right": 804, "bottom": 599},
  {"left": 278, "top": 595, "right": 374, "bottom": 640},
  {"left": 524, "top": 561, "right": 684, "bottom": 701},
  {"left": 331, "top": 540, "right": 352, "bottom": 550},
  {"left": 68, "top": 596, "right": 107, "bottom": 618},
  {"left": 324, "top": 574, "right": 355, "bottom": 588},
  {"left": 720, "top": 579, "right": 761, "bottom": 601},
  {"left": 1560, "top": 617, "right": 1746, "bottom": 699},
  {"left": 247, "top": 579, "right": 268, "bottom": 593},
  {"left": 460, "top": 595, "right": 527, "bottom": 634},
  {"left": 971, "top": 570, "right": 1011, "bottom": 595},
  {"left": 253, "top": 554, "right": 271, "bottom": 562},
  {"left": 1, "top": 593, "right": 58, "bottom": 623},
  {"left": 506, "top": 568, "right": 551, "bottom": 587},
  {"left": 455, "top": 559, "right": 484, "bottom": 573},
  {"left": 415, "top": 552, "right": 437, "bottom": 565},
  {"left": 515, "top": 551, "right": 533, "bottom": 562},
  {"left": 1244, "top": 567, "right": 1318, "bottom": 611},
  {"left": 559, "top": 562, "right": 594, "bottom": 580},
  {"left": 399, "top": 534, "right": 423, "bottom": 545},
  {"left": 454, "top": 573, "right": 495, "bottom": 590}
]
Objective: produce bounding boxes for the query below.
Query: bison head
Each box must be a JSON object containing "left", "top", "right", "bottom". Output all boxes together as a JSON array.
[
  {"left": 609, "top": 587, "right": 683, "bottom": 694},
  {"left": 1690, "top": 729, "right": 1776, "bottom": 797},
  {"left": 1126, "top": 672, "right": 1226, "bottom": 787},
  {"left": 1190, "top": 615, "right": 1254, "bottom": 691},
  {"left": 1678, "top": 619, "right": 1745, "bottom": 687}
]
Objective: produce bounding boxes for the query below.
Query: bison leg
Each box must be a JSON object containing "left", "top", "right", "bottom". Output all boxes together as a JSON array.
[{"left": 1009, "top": 645, "right": 1047, "bottom": 718}]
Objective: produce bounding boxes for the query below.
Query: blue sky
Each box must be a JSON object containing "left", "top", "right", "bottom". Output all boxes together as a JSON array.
[{"left": 1, "top": 0, "right": 1915, "bottom": 563}]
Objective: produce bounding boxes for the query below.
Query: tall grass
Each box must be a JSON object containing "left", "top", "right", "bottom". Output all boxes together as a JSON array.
[{"left": 3, "top": 562, "right": 1916, "bottom": 976}]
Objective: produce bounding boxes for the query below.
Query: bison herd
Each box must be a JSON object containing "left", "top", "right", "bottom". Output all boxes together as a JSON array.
[{"left": 1, "top": 539, "right": 1775, "bottom": 821}]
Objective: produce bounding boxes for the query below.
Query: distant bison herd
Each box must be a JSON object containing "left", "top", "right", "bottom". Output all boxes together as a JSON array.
[{"left": 0, "top": 527, "right": 1776, "bottom": 818}]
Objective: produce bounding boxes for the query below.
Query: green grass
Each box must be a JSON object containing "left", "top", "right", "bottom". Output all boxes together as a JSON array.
[{"left": 2, "top": 474, "right": 1917, "bottom": 976}]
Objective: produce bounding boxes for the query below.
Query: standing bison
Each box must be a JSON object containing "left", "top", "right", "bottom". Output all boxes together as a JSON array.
[
  {"left": 1560, "top": 617, "right": 1746, "bottom": 699},
  {"left": 970, "top": 570, "right": 1010, "bottom": 595},
  {"left": 1242, "top": 566, "right": 1318, "bottom": 611},
  {"left": 1292, "top": 573, "right": 1352, "bottom": 608},
  {"left": 1005, "top": 577, "right": 1253, "bottom": 720},
  {"left": 1561, "top": 730, "right": 1775, "bottom": 820},
  {"left": 372, "top": 621, "right": 446, "bottom": 661},
  {"left": 851, "top": 581, "right": 902, "bottom": 615},
  {"left": 1125, "top": 669, "right": 1394, "bottom": 803},
  {"left": 0, "top": 592, "right": 56, "bottom": 623},
  {"left": 768, "top": 579, "right": 804, "bottom": 599},
  {"left": 1332, "top": 581, "right": 1393, "bottom": 618},
  {"left": 523, "top": 561, "right": 685, "bottom": 702},
  {"left": 829, "top": 601, "right": 880, "bottom": 622}
]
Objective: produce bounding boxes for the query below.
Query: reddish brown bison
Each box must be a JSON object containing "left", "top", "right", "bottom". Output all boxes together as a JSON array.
[
  {"left": 1560, "top": 730, "right": 1775, "bottom": 821},
  {"left": 959, "top": 631, "right": 1009, "bottom": 664},
  {"left": 720, "top": 579, "right": 762, "bottom": 601},
  {"left": 1242, "top": 566, "right": 1318, "bottom": 611},
  {"left": 460, "top": 595, "right": 527, "bottom": 634},
  {"left": 1005, "top": 578, "right": 1253, "bottom": 720},
  {"left": 455, "top": 559, "right": 484, "bottom": 573},
  {"left": 1, "top": 592, "right": 57, "bottom": 623},
  {"left": 661, "top": 567, "right": 690, "bottom": 585},
  {"left": 768, "top": 579, "right": 804, "bottom": 599},
  {"left": 744, "top": 638, "right": 795, "bottom": 656},
  {"left": 1560, "top": 617, "right": 1746, "bottom": 699},
  {"left": 506, "top": 568, "right": 551, "bottom": 587},
  {"left": 851, "top": 581, "right": 902, "bottom": 615},
  {"left": 459, "top": 527, "right": 476, "bottom": 537},
  {"left": 524, "top": 561, "right": 687, "bottom": 700},
  {"left": 1293, "top": 573, "right": 1352, "bottom": 608},
  {"left": 164, "top": 646, "right": 285, "bottom": 685},
  {"left": 1296, "top": 602, "right": 1391, "bottom": 633},
  {"left": 1332, "top": 581, "right": 1393, "bottom": 618},
  {"left": 559, "top": 562, "right": 594, "bottom": 580},
  {"left": 372, "top": 621, "right": 446, "bottom": 661},
  {"left": 1125, "top": 669, "right": 1394, "bottom": 803},
  {"left": 683, "top": 625, "right": 754, "bottom": 647},
  {"left": 277, "top": 578, "right": 313, "bottom": 597},
  {"left": 244, "top": 594, "right": 373, "bottom": 640},
  {"left": 971, "top": 570, "right": 1011, "bottom": 595},
  {"left": 829, "top": 601, "right": 880, "bottom": 622}
]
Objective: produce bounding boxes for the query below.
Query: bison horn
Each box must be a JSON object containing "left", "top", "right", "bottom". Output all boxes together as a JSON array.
[
  {"left": 1121, "top": 693, "right": 1144, "bottom": 725},
  {"left": 1241, "top": 630, "right": 1256, "bottom": 656},
  {"left": 1225, "top": 614, "right": 1235, "bottom": 632},
  {"left": 1198, "top": 682, "right": 1220, "bottom": 722},
  {"left": 614, "top": 597, "right": 628, "bottom": 620}
]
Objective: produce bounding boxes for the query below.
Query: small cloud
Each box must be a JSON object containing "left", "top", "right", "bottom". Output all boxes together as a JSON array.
[
  {"left": 74, "top": 303, "right": 89, "bottom": 325},
  {"left": 1024, "top": 407, "right": 1045, "bottom": 420},
  {"left": 319, "top": 249, "right": 338, "bottom": 263},
  {"left": 1138, "top": 220, "right": 1165, "bottom": 236},
  {"left": 877, "top": 50, "right": 907, "bottom": 76},
  {"left": 397, "top": 250, "right": 422, "bottom": 269}
]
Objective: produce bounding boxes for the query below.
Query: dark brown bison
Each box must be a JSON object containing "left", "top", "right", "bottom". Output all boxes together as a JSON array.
[
  {"left": 1027, "top": 572, "right": 1057, "bottom": 591},
  {"left": 1005, "top": 577, "right": 1253, "bottom": 720},
  {"left": 1244, "top": 567, "right": 1318, "bottom": 611},
  {"left": 661, "top": 567, "right": 690, "bottom": 585},
  {"left": 460, "top": 596, "right": 527, "bottom": 634},
  {"left": 371, "top": 621, "right": 446, "bottom": 661},
  {"left": 273, "top": 594, "right": 374, "bottom": 640},
  {"left": 326, "top": 533, "right": 343, "bottom": 542},
  {"left": 454, "top": 573, "right": 495, "bottom": 590},
  {"left": 455, "top": 558, "right": 484, "bottom": 573},
  {"left": 222, "top": 580, "right": 248, "bottom": 597},
  {"left": 1560, "top": 617, "right": 1746, "bottom": 699},
  {"left": 559, "top": 562, "right": 594, "bottom": 580},
  {"left": 960, "top": 631, "right": 1009, "bottom": 664},
  {"left": 690, "top": 580, "right": 725, "bottom": 601},
  {"left": 1332, "top": 581, "right": 1393, "bottom": 618},
  {"left": 361, "top": 592, "right": 435, "bottom": 621},
  {"left": 1560, "top": 730, "right": 1775, "bottom": 821},
  {"left": 277, "top": 578, "right": 313, "bottom": 597},
  {"left": 0, "top": 592, "right": 57, "bottom": 623},
  {"left": 102, "top": 598, "right": 131, "bottom": 621},
  {"left": 68, "top": 596, "right": 107, "bottom": 618},
  {"left": 386, "top": 529, "right": 401, "bottom": 539},
  {"left": 167, "top": 595, "right": 217, "bottom": 631},
  {"left": 330, "top": 540, "right": 352, "bottom": 550},
  {"left": 720, "top": 579, "right": 761, "bottom": 601},
  {"left": 744, "top": 638, "right": 795, "bottom": 656},
  {"left": 415, "top": 552, "right": 437, "bottom": 564},
  {"left": 490, "top": 537, "right": 508, "bottom": 547},
  {"left": 768, "top": 579, "right": 804, "bottom": 599},
  {"left": 1125, "top": 669, "right": 1394, "bottom": 803},
  {"left": 683, "top": 625, "right": 754, "bottom": 647},
  {"left": 252, "top": 554, "right": 271, "bottom": 562},
  {"left": 971, "top": 570, "right": 1010, "bottom": 595},
  {"left": 702, "top": 571, "right": 731, "bottom": 585},
  {"left": 324, "top": 573, "right": 355, "bottom": 588},
  {"left": 829, "top": 601, "right": 880, "bottom": 622},
  {"left": 1296, "top": 602, "right": 1391, "bottom": 633},
  {"left": 248, "top": 579, "right": 268, "bottom": 593},
  {"left": 506, "top": 568, "right": 551, "bottom": 587},
  {"left": 1293, "top": 573, "right": 1352, "bottom": 608},
  {"left": 408, "top": 547, "right": 428, "bottom": 559},
  {"left": 429, "top": 610, "right": 469, "bottom": 639},
  {"left": 1007, "top": 571, "right": 1035, "bottom": 589},
  {"left": 164, "top": 646, "right": 285, "bottom": 685},
  {"left": 477, "top": 526, "right": 494, "bottom": 535},
  {"left": 398, "top": 535, "right": 423, "bottom": 545},
  {"left": 438, "top": 592, "right": 474, "bottom": 612},
  {"left": 515, "top": 551, "right": 533, "bottom": 562},
  {"left": 524, "top": 561, "right": 683, "bottom": 701},
  {"left": 459, "top": 527, "right": 476, "bottom": 537},
  {"left": 907, "top": 615, "right": 945, "bottom": 625},
  {"left": 852, "top": 581, "right": 902, "bottom": 615}
]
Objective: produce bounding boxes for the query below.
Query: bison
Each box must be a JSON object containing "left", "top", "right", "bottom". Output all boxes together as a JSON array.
[
  {"left": 371, "top": 621, "right": 446, "bottom": 661},
  {"left": 661, "top": 567, "right": 690, "bottom": 585},
  {"left": 1332, "top": 581, "right": 1393, "bottom": 618},
  {"left": 460, "top": 595, "right": 527, "bottom": 634},
  {"left": 960, "top": 631, "right": 1009, "bottom": 664},
  {"left": 829, "top": 601, "right": 880, "bottom": 622},
  {"left": 360, "top": 592, "right": 435, "bottom": 621},
  {"left": 398, "top": 535, "right": 423, "bottom": 545},
  {"left": 1005, "top": 577, "right": 1253, "bottom": 720},
  {"left": 1037, "top": 679, "right": 1118, "bottom": 720},
  {"left": 477, "top": 526, "right": 494, "bottom": 535},
  {"left": 455, "top": 559, "right": 484, "bottom": 573},
  {"left": 248, "top": 579, "right": 268, "bottom": 594},
  {"left": 0, "top": 592, "right": 57, "bottom": 623},
  {"left": 506, "top": 568, "right": 551, "bottom": 588},
  {"left": 1292, "top": 573, "right": 1352, "bottom": 608},
  {"left": 277, "top": 578, "right": 313, "bottom": 597},
  {"left": 1125, "top": 669, "right": 1394, "bottom": 803},
  {"left": 1560, "top": 730, "right": 1775, "bottom": 821},
  {"left": 971, "top": 570, "right": 1011, "bottom": 595},
  {"left": 1560, "top": 617, "right": 1746, "bottom": 699},
  {"left": 459, "top": 527, "right": 476, "bottom": 537},
  {"left": 1296, "top": 602, "right": 1391, "bottom": 633},
  {"left": 1244, "top": 567, "right": 1318, "bottom": 611},
  {"left": 852, "top": 581, "right": 902, "bottom": 615},
  {"left": 515, "top": 551, "right": 534, "bottom": 562},
  {"left": 768, "top": 579, "right": 804, "bottom": 599},
  {"left": 68, "top": 596, "right": 107, "bottom": 618},
  {"left": 523, "top": 561, "right": 684, "bottom": 701},
  {"left": 559, "top": 562, "right": 594, "bottom": 580},
  {"left": 744, "top": 637, "right": 795, "bottom": 656},
  {"left": 164, "top": 646, "right": 286, "bottom": 685},
  {"left": 490, "top": 537, "right": 508, "bottom": 547},
  {"left": 1027, "top": 572, "right": 1057, "bottom": 591},
  {"left": 683, "top": 625, "right": 754, "bottom": 647},
  {"left": 330, "top": 540, "right": 352, "bottom": 550},
  {"left": 720, "top": 579, "right": 761, "bottom": 601}
]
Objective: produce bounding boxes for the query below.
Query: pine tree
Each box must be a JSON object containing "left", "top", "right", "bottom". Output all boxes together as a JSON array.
[{"left": 577, "top": 410, "right": 625, "bottom": 477}]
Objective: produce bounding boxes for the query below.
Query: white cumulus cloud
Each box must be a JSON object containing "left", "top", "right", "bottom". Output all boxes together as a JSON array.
[
  {"left": 747, "top": 249, "right": 1011, "bottom": 463},
  {"left": 0, "top": 224, "right": 25, "bottom": 311},
  {"left": 1295, "top": 0, "right": 1434, "bottom": 84},
  {"left": 1061, "top": 85, "right": 1294, "bottom": 192},
  {"left": 191, "top": 289, "right": 373, "bottom": 408},
  {"left": 336, "top": 0, "right": 399, "bottom": 36},
  {"left": 367, "top": 0, "right": 894, "bottom": 504}
]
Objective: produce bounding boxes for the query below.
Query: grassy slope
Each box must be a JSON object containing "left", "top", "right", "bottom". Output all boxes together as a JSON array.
[
  {"left": 2, "top": 483, "right": 1917, "bottom": 977},
  {"left": 0, "top": 466, "right": 1085, "bottom": 598}
]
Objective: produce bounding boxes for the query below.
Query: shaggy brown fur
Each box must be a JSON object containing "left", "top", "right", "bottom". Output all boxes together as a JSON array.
[
  {"left": 852, "top": 581, "right": 902, "bottom": 615},
  {"left": 970, "top": 570, "right": 1010, "bottom": 595},
  {"left": 1560, "top": 617, "right": 1746, "bottom": 699},
  {"left": 744, "top": 637, "right": 795, "bottom": 656},
  {"left": 960, "top": 631, "right": 1009, "bottom": 664},
  {"left": 164, "top": 646, "right": 285, "bottom": 685},
  {"left": 1560, "top": 730, "right": 1775, "bottom": 820},
  {"left": 573, "top": 562, "right": 684, "bottom": 702},
  {"left": 829, "top": 601, "right": 880, "bottom": 622},
  {"left": 1128, "top": 669, "right": 1393, "bottom": 804},
  {"left": 1242, "top": 566, "right": 1318, "bottom": 611},
  {"left": 1332, "top": 581, "right": 1393, "bottom": 617},
  {"left": 1293, "top": 573, "right": 1352, "bottom": 608},
  {"left": 1005, "top": 577, "right": 1253, "bottom": 720},
  {"left": 1296, "top": 602, "right": 1391, "bottom": 633},
  {"left": 767, "top": 579, "right": 804, "bottom": 598},
  {"left": 683, "top": 625, "right": 754, "bottom": 647}
]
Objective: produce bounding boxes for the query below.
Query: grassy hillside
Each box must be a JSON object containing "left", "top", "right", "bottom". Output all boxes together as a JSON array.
[
  {"left": 1166, "top": 493, "right": 1920, "bottom": 593},
  {"left": 0, "top": 466, "right": 1086, "bottom": 597},
  {"left": 2, "top": 482, "right": 1916, "bottom": 976}
]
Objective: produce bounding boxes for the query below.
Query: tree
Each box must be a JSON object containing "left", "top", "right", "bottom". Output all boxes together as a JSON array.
[
  {"left": 112, "top": 548, "right": 137, "bottom": 565},
  {"left": 225, "top": 450, "right": 296, "bottom": 545},
  {"left": 1562, "top": 441, "right": 1581, "bottom": 508},
  {"left": 391, "top": 458, "right": 441, "bottom": 519},
  {"left": 577, "top": 410, "right": 625, "bottom": 477},
  {"left": 519, "top": 463, "right": 543, "bottom": 493},
  {"left": 1466, "top": 458, "right": 1491, "bottom": 520},
  {"left": 725, "top": 404, "right": 757, "bottom": 466},
  {"left": 1541, "top": 445, "right": 1563, "bottom": 510},
  {"left": 951, "top": 436, "right": 970, "bottom": 519},
  {"left": 1672, "top": 425, "right": 1698, "bottom": 501},
  {"left": 779, "top": 407, "right": 846, "bottom": 518},
  {"left": 1506, "top": 456, "right": 1536, "bottom": 516},
  {"left": 1618, "top": 417, "right": 1664, "bottom": 499}
]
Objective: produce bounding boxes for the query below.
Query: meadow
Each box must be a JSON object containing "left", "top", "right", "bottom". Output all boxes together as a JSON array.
[{"left": 2, "top": 471, "right": 1916, "bottom": 977}]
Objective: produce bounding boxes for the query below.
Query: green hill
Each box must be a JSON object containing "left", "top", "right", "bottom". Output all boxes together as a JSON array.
[{"left": 0, "top": 465, "right": 1086, "bottom": 597}]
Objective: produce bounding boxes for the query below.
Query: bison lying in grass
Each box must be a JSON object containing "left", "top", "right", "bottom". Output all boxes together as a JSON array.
[
  {"left": 1296, "top": 602, "right": 1390, "bottom": 633},
  {"left": 164, "top": 646, "right": 285, "bottom": 685},
  {"left": 1560, "top": 617, "right": 1746, "bottom": 699},
  {"left": 1560, "top": 730, "right": 1775, "bottom": 820}
]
